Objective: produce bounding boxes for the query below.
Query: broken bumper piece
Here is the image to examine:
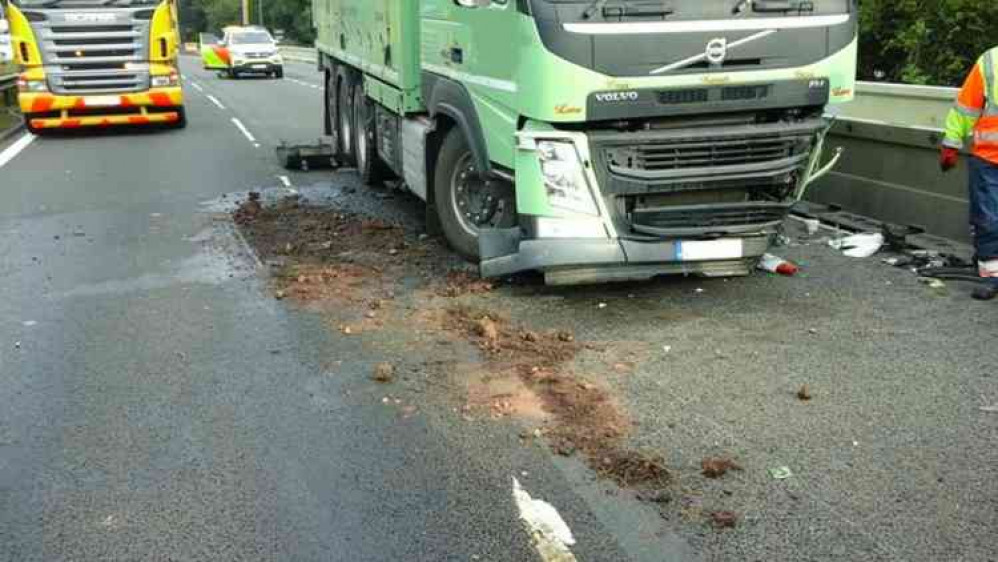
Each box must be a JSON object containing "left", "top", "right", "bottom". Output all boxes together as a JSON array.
[{"left": 479, "top": 228, "right": 773, "bottom": 286}]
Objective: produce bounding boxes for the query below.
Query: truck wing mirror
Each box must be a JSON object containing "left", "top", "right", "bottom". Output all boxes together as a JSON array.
[{"left": 455, "top": 0, "right": 490, "bottom": 7}]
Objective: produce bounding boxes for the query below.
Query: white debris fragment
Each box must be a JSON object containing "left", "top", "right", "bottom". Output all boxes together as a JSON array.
[{"left": 828, "top": 233, "right": 884, "bottom": 258}]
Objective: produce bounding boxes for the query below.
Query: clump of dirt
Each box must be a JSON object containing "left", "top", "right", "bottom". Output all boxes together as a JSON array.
[
  {"left": 438, "top": 270, "right": 495, "bottom": 297},
  {"left": 710, "top": 510, "right": 738, "bottom": 529},
  {"left": 701, "top": 457, "right": 743, "bottom": 479},
  {"left": 233, "top": 192, "right": 262, "bottom": 225},
  {"left": 440, "top": 305, "right": 671, "bottom": 490},
  {"left": 372, "top": 362, "right": 395, "bottom": 384},
  {"left": 797, "top": 384, "right": 812, "bottom": 401},
  {"left": 274, "top": 263, "right": 386, "bottom": 305},
  {"left": 444, "top": 306, "right": 578, "bottom": 365}
]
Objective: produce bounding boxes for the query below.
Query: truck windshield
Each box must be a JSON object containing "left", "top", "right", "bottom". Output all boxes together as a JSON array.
[{"left": 230, "top": 31, "right": 273, "bottom": 45}]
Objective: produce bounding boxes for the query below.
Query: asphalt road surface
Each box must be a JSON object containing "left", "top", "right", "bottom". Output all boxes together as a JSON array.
[
  {"left": 0, "top": 57, "right": 696, "bottom": 561},
  {"left": 3, "top": 56, "right": 997, "bottom": 562}
]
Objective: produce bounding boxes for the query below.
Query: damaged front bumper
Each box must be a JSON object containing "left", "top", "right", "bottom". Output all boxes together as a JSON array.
[
  {"left": 481, "top": 227, "right": 773, "bottom": 285},
  {"left": 481, "top": 118, "right": 826, "bottom": 284}
]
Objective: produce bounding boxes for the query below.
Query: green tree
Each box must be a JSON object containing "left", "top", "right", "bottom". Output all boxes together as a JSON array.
[{"left": 859, "top": 0, "right": 998, "bottom": 86}]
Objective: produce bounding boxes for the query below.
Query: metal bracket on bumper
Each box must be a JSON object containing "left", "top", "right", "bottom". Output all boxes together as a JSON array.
[{"left": 480, "top": 228, "right": 773, "bottom": 285}]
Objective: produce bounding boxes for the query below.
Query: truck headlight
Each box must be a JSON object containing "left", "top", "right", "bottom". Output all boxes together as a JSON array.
[
  {"left": 17, "top": 78, "right": 47, "bottom": 93},
  {"left": 537, "top": 141, "right": 598, "bottom": 216}
]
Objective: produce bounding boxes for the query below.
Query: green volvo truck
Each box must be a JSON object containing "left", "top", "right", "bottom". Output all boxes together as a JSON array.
[{"left": 311, "top": 0, "right": 857, "bottom": 285}]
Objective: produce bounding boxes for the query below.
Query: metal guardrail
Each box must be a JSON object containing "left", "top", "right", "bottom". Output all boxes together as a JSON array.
[
  {"left": 263, "top": 49, "right": 971, "bottom": 246},
  {"left": 279, "top": 45, "right": 318, "bottom": 64},
  {"left": 809, "top": 82, "right": 969, "bottom": 244},
  {"left": 1, "top": 71, "right": 19, "bottom": 130}
]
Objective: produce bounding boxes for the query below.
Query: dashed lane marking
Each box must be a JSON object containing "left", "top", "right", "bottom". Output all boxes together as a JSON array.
[
  {"left": 512, "top": 478, "right": 577, "bottom": 562},
  {"left": 205, "top": 94, "right": 226, "bottom": 110},
  {"left": 0, "top": 133, "right": 37, "bottom": 170},
  {"left": 230, "top": 117, "right": 258, "bottom": 147}
]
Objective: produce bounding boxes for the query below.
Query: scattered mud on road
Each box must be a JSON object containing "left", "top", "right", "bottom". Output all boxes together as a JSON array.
[{"left": 236, "top": 193, "right": 677, "bottom": 516}]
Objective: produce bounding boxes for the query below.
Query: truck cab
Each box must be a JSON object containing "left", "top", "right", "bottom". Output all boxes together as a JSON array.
[
  {"left": 6, "top": 0, "right": 186, "bottom": 132},
  {"left": 315, "top": 0, "right": 857, "bottom": 285}
]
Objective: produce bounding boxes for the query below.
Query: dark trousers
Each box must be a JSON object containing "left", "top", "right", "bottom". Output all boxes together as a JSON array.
[{"left": 969, "top": 156, "right": 998, "bottom": 260}]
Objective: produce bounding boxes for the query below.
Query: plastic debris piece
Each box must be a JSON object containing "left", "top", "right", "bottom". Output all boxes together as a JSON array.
[
  {"left": 757, "top": 253, "right": 800, "bottom": 276},
  {"left": 710, "top": 511, "right": 738, "bottom": 529},
  {"left": 769, "top": 466, "right": 793, "bottom": 480},
  {"left": 828, "top": 232, "right": 884, "bottom": 258},
  {"left": 797, "top": 384, "right": 812, "bottom": 401}
]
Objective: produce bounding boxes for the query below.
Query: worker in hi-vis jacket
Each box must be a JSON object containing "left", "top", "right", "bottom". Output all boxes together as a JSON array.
[{"left": 942, "top": 46, "right": 998, "bottom": 300}]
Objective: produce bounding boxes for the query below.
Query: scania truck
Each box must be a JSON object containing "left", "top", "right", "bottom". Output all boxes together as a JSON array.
[
  {"left": 4, "top": 0, "right": 185, "bottom": 133},
  {"left": 312, "top": 0, "right": 857, "bottom": 285}
]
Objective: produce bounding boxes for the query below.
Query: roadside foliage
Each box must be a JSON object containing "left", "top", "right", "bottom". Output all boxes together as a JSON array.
[{"left": 859, "top": 0, "right": 998, "bottom": 86}]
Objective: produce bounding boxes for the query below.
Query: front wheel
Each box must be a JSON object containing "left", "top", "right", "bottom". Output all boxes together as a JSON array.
[
  {"left": 23, "top": 114, "right": 44, "bottom": 136},
  {"left": 433, "top": 129, "right": 516, "bottom": 261},
  {"left": 274, "top": 67, "right": 284, "bottom": 79},
  {"left": 167, "top": 106, "right": 187, "bottom": 129}
]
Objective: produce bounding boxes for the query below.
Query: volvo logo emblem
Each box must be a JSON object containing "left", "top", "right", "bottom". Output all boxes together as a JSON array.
[{"left": 705, "top": 38, "right": 728, "bottom": 65}]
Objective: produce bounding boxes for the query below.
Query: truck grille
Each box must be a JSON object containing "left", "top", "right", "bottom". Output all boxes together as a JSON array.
[
  {"left": 30, "top": 10, "right": 149, "bottom": 94},
  {"left": 606, "top": 136, "right": 802, "bottom": 173},
  {"left": 631, "top": 202, "right": 790, "bottom": 235}
]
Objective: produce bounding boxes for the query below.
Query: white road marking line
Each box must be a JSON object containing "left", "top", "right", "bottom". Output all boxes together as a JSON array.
[
  {"left": 0, "top": 133, "right": 37, "bottom": 170},
  {"left": 231, "top": 118, "right": 257, "bottom": 145},
  {"left": 512, "top": 478, "right": 577, "bottom": 562},
  {"left": 205, "top": 94, "right": 226, "bottom": 110},
  {"left": 190, "top": 82, "right": 204, "bottom": 92}
]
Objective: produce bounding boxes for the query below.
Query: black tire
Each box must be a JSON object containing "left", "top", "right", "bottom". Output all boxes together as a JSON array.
[
  {"left": 353, "top": 85, "right": 388, "bottom": 185},
  {"left": 168, "top": 106, "right": 187, "bottom": 130},
  {"left": 23, "top": 114, "right": 44, "bottom": 136},
  {"left": 337, "top": 71, "right": 356, "bottom": 166},
  {"left": 275, "top": 67, "right": 284, "bottom": 79},
  {"left": 433, "top": 128, "right": 516, "bottom": 261},
  {"left": 324, "top": 68, "right": 338, "bottom": 138}
]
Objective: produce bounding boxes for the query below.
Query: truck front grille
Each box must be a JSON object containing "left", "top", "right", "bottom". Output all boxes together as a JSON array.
[
  {"left": 605, "top": 136, "right": 802, "bottom": 173},
  {"left": 630, "top": 202, "right": 791, "bottom": 236},
  {"left": 30, "top": 10, "right": 149, "bottom": 94}
]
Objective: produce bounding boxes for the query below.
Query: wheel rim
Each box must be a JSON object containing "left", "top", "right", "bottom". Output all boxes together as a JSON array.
[
  {"left": 448, "top": 152, "right": 512, "bottom": 237},
  {"left": 339, "top": 85, "right": 352, "bottom": 156}
]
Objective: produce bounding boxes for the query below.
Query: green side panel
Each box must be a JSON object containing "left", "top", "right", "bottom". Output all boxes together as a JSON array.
[
  {"left": 420, "top": 1, "right": 519, "bottom": 168},
  {"left": 313, "top": 0, "right": 422, "bottom": 114},
  {"left": 364, "top": 77, "right": 404, "bottom": 115}
]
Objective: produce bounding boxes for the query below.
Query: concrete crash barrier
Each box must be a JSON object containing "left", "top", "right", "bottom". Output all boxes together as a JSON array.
[{"left": 808, "top": 81, "right": 971, "bottom": 245}]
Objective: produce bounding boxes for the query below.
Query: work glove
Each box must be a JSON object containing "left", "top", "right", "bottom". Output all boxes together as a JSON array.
[{"left": 940, "top": 147, "right": 959, "bottom": 172}]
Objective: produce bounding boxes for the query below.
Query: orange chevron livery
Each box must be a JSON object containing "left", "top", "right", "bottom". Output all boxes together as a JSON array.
[{"left": 8, "top": 0, "right": 186, "bottom": 133}]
